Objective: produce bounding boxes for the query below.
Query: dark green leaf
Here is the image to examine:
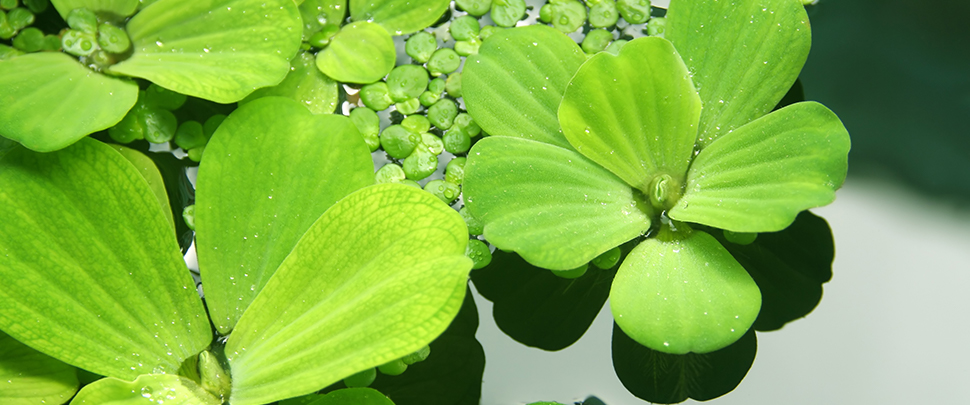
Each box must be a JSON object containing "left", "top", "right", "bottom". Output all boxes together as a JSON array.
[
  {"left": 612, "top": 323, "right": 757, "bottom": 403},
  {"left": 471, "top": 250, "right": 614, "bottom": 351}
]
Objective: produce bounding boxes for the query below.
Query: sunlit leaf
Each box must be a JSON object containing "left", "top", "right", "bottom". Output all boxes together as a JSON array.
[
  {"left": 112, "top": 145, "right": 175, "bottom": 232},
  {"left": 610, "top": 226, "right": 761, "bottom": 354},
  {"left": 559, "top": 36, "right": 700, "bottom": 194},
  {"left": 711, "top": 211, "right": 834, "bottom": 331},
  {"left": 226, "top": 184, "right": 472, "bottom": 405},
  {"left": 471, "top": 250, "right": 614, "bottom": 351},
  {"left": 299, "top": 0, "right": 346, "bottom": 39},
  {"left": 50, "top": 0, "right": 138, "bottom": 19},
  {"left": 110, "top": 0, "right": 302, "bottom": 103},
  {"left": 0, "top": 139, "right": 211, "bottom": 380},
  {"left": 0, "top": 331, "right": 78, "bottom": 405},
  {"left": 0, "top": 52, "right": 138, "bottom": 152},
  {"left": 612, "top": 323, "right": 756, "bottom": 403},
  {"left": 669, "top": 102, "right": 850, "bottom": 233},
  {"left": 305, "top": 388, "right": 395, "bottom": 405},
  {"left": 464, "top": 136, "right": 652, "bottom": 270},
  {"left": 241, "top": 51, "right": 339, "bottom": 115},
  {"left": 349, "top": 0, "right": 450, "bottom": 36},
  {"left": 69, "top": 374, "right": 220, "bottom": 405},
  {"left": 463, "top": 25, "right": 586, "bottom": 149},
  {"left": 196, "top": 97, "right": 373, "bottom": 334},
  {"left": 316, "top": 21, "right": 396, "bottom": 84},
  {"left": 666, "top": 0, "right": 811, "bottom": 148}
]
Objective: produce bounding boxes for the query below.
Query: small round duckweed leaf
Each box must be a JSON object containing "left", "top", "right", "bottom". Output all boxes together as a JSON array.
[
  {"left": 0, "top": 138, "right": 211, "bottom": 381},
  {"left": 0, "top": 331, "right": 79, "bottom": 405},
  {"left": 547, "top": 0, "right": 586, "bottom": 33},
  {"left": 241, "top": 51, "right": 339, "bottom": 115},
  {"left": 109, "top": 0, "right": 302, "bottom": 104},
  {"left": 669, "top": 102, "right": 850, "bottom": 233},
  {"left": 612, "top": 323, "right": 757, "bottom": 403},
  {"left": 70, "top": 374, "right": 221, "bottom": 405},
  {"left": 666, "top": 0, "right": 811, "bottom": 148},
  {"left": 559, "top": 36, "right": 700, "bottom": 195},
  {"left": 51, "top": 0, "right": 138, "bottom": 19},
  {"left": 490, "top": 0, "right": 526, "bottom": 27},
  {"left": 610, "top": 226, "right": 761, "bottom": 354},
  {"left": 463, "top": 137, "right": 653, "bottom": 270},
  {"left": 316, "top": 21, "right": 395, "bottom": 84},
  {"left": 464, "top": 25, "right": 586, "bottom": 150},
  {"left": 196, "top": 97, "right": 373, "bottom": 335},
  {"left": 299, "top": 0, "right": 346, "bottom": 39},
  {"left": 0, "top": 52, "right": 138, "bottom": 152},
  {"left": 350, "top": 0, "right": 450, "bottom": 36},
  {"left": 226, "top": 184, "right": 472, "bottom": 405}
]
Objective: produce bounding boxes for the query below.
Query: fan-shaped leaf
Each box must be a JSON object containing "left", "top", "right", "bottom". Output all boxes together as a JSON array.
[
  {"left": 0, "top": 53, "right": 138, "bottom": 152},
  {"left": 226, "top": 184, "right": 472, "bottom": 405},
  {"left": 0, "top": 139, "right": 211, "bottom": 380},
  {"left": 70, "top": 374, "right": 220, "bottom": 405},
  {"left": 196, "top": 97, "right": 373, "bottom": 334},
  {"left": 463, "top": 136, "right": 653, "bottom": 270},
  {"left": 463, "top": 25, "right": 586, "bottom": 150},
  {"left": 669, "top": 102, "right": 850, "bottom": 233},
  {"left": 0, "top": 331, "right": 78, "bottom": 405},
  {"left": 110, "top": 0, "right": 302, "bottom": 103}
]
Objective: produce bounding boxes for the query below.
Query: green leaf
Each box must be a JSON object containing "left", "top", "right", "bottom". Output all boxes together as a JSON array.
[
  {"left": 307, "top": 388, "right": 395, "bottom": 405},
  {"left": 463, "top": 137, "right": 652, "bottom": 270},
  {"left": 0, "top": 331, "right": 79, "bottom": 405},
  {"left": 112, "top": 145, "right": 176, "bottom": 232},
  {"left": 612, "top": 323, "right": 756, "bottom": 403},
  {"left": 225, "top": 184, "right": 472, "bottom": 405},
  {"left": 349, "top": 0, "right": 450, "bottom": 36},
  {"left": 69, "top": 374, "right": 220, "bottom": 405},
  {"left": 299, "top": 0, "right": 346, "bottom": 39},
  {"left": 110, "top": 0, "right": 302, "bottom": 103},
  {"left": 241, "top": 51, "right": 339, "bottom": 115},
  {"left": 669, "top": 102, "right": 850, "bottom": 233},
  {"left": 610, "top": 226, "right": 761, "bottom": 354},
  {"left": 559, "top": 37, "right": 700, "bottom": 195},
  {"left": 316, "top": 21, "right": 395, "bottom": 84},
  {"left": 710, "top": 211, "right": 834, "bottom": 331},
  {"left": 196, "top": 97, "right": 373, "bottom": 334},
  {"left": 0, "top": 138, "right": 212, "bottom": 380},
  {"left": 0, "top": 52, "right": 138, "bottom": 152},
  {"left": 470, "top": 250, "right": 615, "bottom": 351},
  {"left": 463, "top": 25, "right": 586, "bottom": 150},
  {"left": 50, "top": 0, "right": 138, "bottom": 19},
  {"left": 666, "top": 0, "right": 811, "bottom": 148}
]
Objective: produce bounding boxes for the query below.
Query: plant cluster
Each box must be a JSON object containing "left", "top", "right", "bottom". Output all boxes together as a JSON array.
[{"left": 0, "top": 0, "right": 848, "bottom": 404}]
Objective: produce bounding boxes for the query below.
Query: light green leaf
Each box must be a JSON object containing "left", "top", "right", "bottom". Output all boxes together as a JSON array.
[
  {"left": 69, "top": 374, "right": 220, "bottom": 405},
  {"left": 196, "top": 97, "right": 373, "bottom": 334},
  {"left": 669, "top": 102, "right": 850, "bottom": 233},
  {"left": 304, "top": 388, "right": 396, "bottom": 405},
  {"left": 299, "top": 0, "right": 346, "bottom": 39},
  {"left": 0, "top": 52, "right": 138, "bottom": 152},
  {"left": 666, "top": 0, "right": 811, "bottom": 148},
  {"left": 225, "top": 184, "right": 472, "bottom": 405},
  {"left": 112, "top": 145, "right": 175, "bottom": 232},
  {"left": 350, "top": 0, "right": 450, "bottom": 35},
  {"left": 0, "top": 331, "right": 78, "bottom": 405},
  {"left": 463, "top": 136, "right": 652, "bottom": 270},
  {"left": 241, "top": 51, "right": 339, "bottom": 115},
  {"left": 610, "top": 226, "right": 761, "bottom": 354},
  {"left": 0, "top": 138, "right": 211, "bottom": 380},
  {"left": 316, "top": 21, "right": 395, "bottom": 84},
  {"left": 463, "top": 25, "right": 586, "bottom": 150},
  {"left": 559, "top": 36, "right": 700, "bottom": 196},
  {"left": 50, "top": 0, "right": 139, "bottom": 19},
  {"left": 110, "top": 0, "right": 302, "bottom": 103}
]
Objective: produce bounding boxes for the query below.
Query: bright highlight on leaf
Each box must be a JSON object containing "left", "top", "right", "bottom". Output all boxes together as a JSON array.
[
  {"left": 225, "top": 183, "right": 472, "bottom": 405},
  {"left": 70, "top": 374, "right": 221, "bottom": 405},
  {"left": 196, "top": 97, "right": 374, "bottom": 334}
]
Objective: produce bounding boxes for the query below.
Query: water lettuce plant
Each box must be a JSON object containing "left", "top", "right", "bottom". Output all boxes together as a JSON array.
[
  {"left": 0, "top": 97, "right": 473, "bottom": 404},
  {"left": 462, "top": 0, "right": 850, "bottom": 354}
]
